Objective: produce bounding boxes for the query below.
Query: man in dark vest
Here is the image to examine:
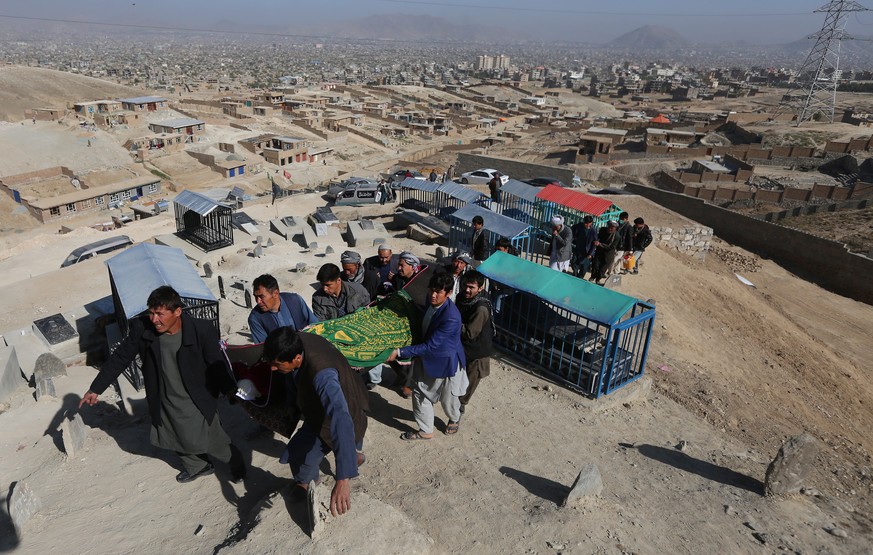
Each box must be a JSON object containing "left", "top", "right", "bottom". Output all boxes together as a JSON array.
[
  {"left": 263, "top": 327, "right": 369, "bottom": 516},
  {"left": 80, "top": 286, "right": 244, "bottom": 484},
  {"left": 456, "top": 271, "right": 494, "bottom": 415}
]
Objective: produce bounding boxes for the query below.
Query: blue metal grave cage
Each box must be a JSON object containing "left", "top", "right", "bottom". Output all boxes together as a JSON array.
[
  {"left": 477, "top": 251, "right": 655, "bottom": 398},
  {"left": 447, "top": 204, "right": 534, "bottom": 260},
  {"left": 397, "top": 178, "right": 486, "bottom": 218},
  {"left": 496, "top": 179, "right": 542, "bottom": 225},
  {"left": 105, "top": 243, "right": 220, "bottom": 389},
  {"left": 396, "top": 178, "right": 443, "bottom": 215}
]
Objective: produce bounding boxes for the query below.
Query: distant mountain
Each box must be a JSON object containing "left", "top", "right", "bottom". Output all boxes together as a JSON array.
[
  {"left": 608, "top": 25, "right": 690, "bottom": 50},
  {"left": 331, "top": 14, "right": 520, "bottom": 43}
]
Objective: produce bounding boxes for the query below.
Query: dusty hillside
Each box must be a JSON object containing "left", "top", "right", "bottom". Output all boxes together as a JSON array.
[
  {"left": 0, "top": 66, "right": 142, "bottom": 122},
  {"left": 778, "top": 206, "right": 873, "bottom": 254}
]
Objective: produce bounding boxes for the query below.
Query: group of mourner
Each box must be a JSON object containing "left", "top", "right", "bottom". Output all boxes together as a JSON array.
[{"left": 79, "top": 209, "right": 651, "bottom": 518}]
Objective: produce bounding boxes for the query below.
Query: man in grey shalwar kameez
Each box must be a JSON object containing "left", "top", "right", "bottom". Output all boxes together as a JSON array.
[{"left": 81, "top": 286, "right": 244, "bottom": 484}]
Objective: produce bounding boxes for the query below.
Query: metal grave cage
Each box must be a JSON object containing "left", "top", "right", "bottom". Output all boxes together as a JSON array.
[
  {"left": 173, "top": 190, "right": 234, "bottom": 252},
  {"left": 106, "top": 243, "right": 220, "bottom": 389},
  {"left": 397, "top": 178, "right": 486, "bottom": 218},
  {"left": 478, "top": 251, "right": 655, "bottom": 398},
  {"left": 534, "top": 184, "right": 623, "bottom": 230},
  {"left": 448, "top": 204, "right": 534, "bottom": 260}
]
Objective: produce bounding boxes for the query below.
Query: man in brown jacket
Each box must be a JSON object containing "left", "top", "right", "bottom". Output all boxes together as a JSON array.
[
  {"left": 456, "top": 271, "right": 494, "bottom": 414},
  {"left": 263, "top": 328, "right": 369, "bottom": 516}
]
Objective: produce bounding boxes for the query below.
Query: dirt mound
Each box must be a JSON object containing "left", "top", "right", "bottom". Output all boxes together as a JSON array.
[
  {"left": 709, "top": 245, "right": 763, "bottom": 273},
  {"left": 0, "top": 66, "right": 141, "bottom": 122}
]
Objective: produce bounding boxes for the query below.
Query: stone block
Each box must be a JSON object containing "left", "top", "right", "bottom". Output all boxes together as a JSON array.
[
  {"left": 32, "top": 314, "right": 78, "bottom": 348},
  {"left": 8, "top": 481, "right": 42, "bottom": 531},
  {"left": 0, "top": 345, "right": 25, "bottom": 404},
  {"left": 765, "top": 433, "right": 819, "bottom": 496},
  {"left": 33, "top": 352, "right": 66, "bottom": 382},
  {"left": 562, "top": 463, "right": 603, "bottom": 506},
  {"left": 61, "top": 413, "right": 88, "bottom": 457},
  {"left": 35, "top": 376, "right": 56, "bottom": 400}
]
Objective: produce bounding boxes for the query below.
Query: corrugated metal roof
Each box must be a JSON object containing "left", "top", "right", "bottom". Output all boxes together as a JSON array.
[
  {"left": 535, "top": 185, "right": 615, "bottom": 216},
  {"left": 397, "top": 178, "right": 441, "bottom": 193},
  {"left": 501, "top": 179, "right": 541, "bottom": 203},
  {"left": 106, "top": 243, "right": 216, "bottom": 320},
  {"left": 151, "top": 117, "right": 204, "bottom": 128},
  {"left": 174, "top": 190, "right": 223, "bottom": 215},
  {"left": 450, "top": 205, "right": 530, "bottom": 239},
  {"left": 119, "top": 96, "right": 167, "bottom": 104},
  {"left": 477, "top": 251, "right": 638, "bottom": 325},
  {"left": 437, "top": 181, "right": 485, "bottom": 204}
]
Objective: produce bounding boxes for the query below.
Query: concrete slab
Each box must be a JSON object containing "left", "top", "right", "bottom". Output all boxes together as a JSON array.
[
  {"left": 347, "top": 220, "right": 389, "bottom": 248},
  {"left": 240, "top": 222, "right": 260, "bottom": 236},
  {"left": 0, "top": 345, "right": 25, "bottom": 404},
  {"left": 302, "top": 227, "right": 319, "bottom": 250},
  {"left": 270, "top": 219, "right": 290, "bottom": 240}
]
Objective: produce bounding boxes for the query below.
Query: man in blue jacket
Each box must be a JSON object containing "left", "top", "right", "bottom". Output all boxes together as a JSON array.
[
  {"left": 248, "top": 274, "right": 318, "bottom": 343},
  {"left": 387, "top": 273, "right": 467, "bottom": 440}
]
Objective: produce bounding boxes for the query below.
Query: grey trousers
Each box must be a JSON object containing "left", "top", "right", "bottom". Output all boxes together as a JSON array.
[
  {"left": 177, "top": 429, "right": 232, "bottom": 474},
  {"left": 412, "top": 361, "right": 468, "bottom": 434}
]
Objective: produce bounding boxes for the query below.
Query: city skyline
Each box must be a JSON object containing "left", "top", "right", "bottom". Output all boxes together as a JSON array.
[{"left": 0, "top": 0, "right": 852, "bottom": 45}]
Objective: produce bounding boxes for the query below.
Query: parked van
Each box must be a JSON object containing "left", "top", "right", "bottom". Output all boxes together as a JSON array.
[
  {"left": 334, "top": 182, "right": 384, "bottom": 206},
  {"left": 61, "top": 235, "right": 133, "bottom": 268}
]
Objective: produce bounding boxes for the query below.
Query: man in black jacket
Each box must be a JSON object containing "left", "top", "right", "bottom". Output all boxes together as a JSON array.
[
  {"left": 80, "top": 286, "right": 244, "bottom": 484},
  {"left": 470, "top": 215, "right": 489, "bottom": 262},
  {"left": 630, "top": 217, "right": 654, "bottom": 275},
  {"left": 457, "top": 271, "right": 493, "bottom": 414},
  {"left": 611, "top": 211, "right": 633, "bottom": 276}
]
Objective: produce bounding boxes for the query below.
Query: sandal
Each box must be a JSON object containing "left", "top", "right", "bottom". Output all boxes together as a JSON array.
[
  {"left": 445, "top": 421, "right": 459, "bottom": 435},
  {"left": 400, "top": 431, "right": 432, "bottom": 441},
  {"left": 400, "top": 386, "right": 413, "bottom": 399}
]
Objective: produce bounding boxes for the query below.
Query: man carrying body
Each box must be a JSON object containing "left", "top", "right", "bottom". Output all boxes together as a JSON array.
[
  {"left": 470, "top": 215, "right": 489, "bottom": 262},
  {"left": 248, "top": 274, "right": 318, "bottom": 343},
  {"left": 364, "top": 244, "right": 399, "bottom": 297},
  {"left": 456, "top": 271, "right": 494, "bottom": 416},
  {"left": 387, "top": 273, "right": 467, "bottom": 440},
  {"left": 340, "top": 250, "right": 380, "bottom": 302},
  {"left": 263, "top": 327, "right": 369, "bottom": 516},
  {"left": 438, "top": 251, "right": 472, "bottom": 300},
  {"left": 80, "top": 286, "right": 244, "bottom": 484},
  {"left": 312, "top": 263, "right": 371, "bottom": 321},
  {"left": 548, "top": 215, "right": 573, "bottom": 273}
]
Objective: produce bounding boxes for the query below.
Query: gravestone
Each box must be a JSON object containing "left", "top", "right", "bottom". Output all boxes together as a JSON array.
[
  {"left": 307, "top": 480, "right": 323, "bottom": 539},
  {"left": 256, "top": 235, "right": 264, "bottom": 246},
  {"left": 35, "top": 377, "right": 56, "bottom": 400},
  {"left": 562, "top": 463, "right": 603, "bottom": 506},
  {"left": 203, "top": 262, "right": 213, "bottom": 279},
  {"left": 32, "top": 314, "right": 78, "bottom": 348},
  {"left": 218, "top": 275, "right": 226, "bottom": 299},
  {"left": 765, "top": 433, "right": 819, "bottom": 496},
  {"left": 296, "top": 262, "right": 307, "bottom": 272},
  {"left": 0, "top": 346, "right": 24, "bottom": 404},
  {"left": 244, "top": 290, "right": 253, "bottom": 309},
  {"left": 266, "top": 238, "right": 274, "bottom": 247},
  {"left": 33, "top": 352, "right": 66, "bottom": 382},
  {"left": 435, "top": 246, "right": 447, "bottom": 260},
  {"left": 324, "top": 245, "right": 334, "bottom": 255},
  {"left": 61, "top": 413, "right": 88, "bottom": 457},
  {"left": 254, "top": 245, "right": 264, "bottom": 258},
  {"left": 8, "top": 481, "right": 42, "bottom": 531}
]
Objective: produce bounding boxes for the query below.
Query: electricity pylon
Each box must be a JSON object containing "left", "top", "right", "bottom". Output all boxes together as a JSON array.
[{"left": 776, "top": 1, "right": 869, "bottom": 126}]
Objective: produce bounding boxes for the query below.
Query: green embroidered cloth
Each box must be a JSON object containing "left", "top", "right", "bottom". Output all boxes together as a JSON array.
[{"left": 305, "top": 290, "right": 422, "bottom": 367}]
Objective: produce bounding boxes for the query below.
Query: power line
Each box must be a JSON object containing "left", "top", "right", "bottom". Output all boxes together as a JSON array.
[{"left": 374, "top": 0, "right": 812, "bottom": 17}]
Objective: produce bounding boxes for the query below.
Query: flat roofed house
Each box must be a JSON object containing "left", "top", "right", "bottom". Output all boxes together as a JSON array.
[
  {"left": 119, "top": 96, "right": 168, "bottom": 112},
  {"left": 148, "top": 117, "right": 205, "bottom": 136},
  {"left": 20, "top": 175, "right": 162, "bottom": 223}
]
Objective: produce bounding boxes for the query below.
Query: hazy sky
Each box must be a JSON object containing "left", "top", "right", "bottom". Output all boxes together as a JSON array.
[{"left": 1, "top": 0, "right": 857, "bottom": 44}]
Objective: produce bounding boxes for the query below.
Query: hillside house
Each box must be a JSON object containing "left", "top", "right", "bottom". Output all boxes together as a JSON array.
[
  {"left": 148, "top": 118, "right": 205, "bottom": 136},
  {"left": 120, "top": 96, "right": 168, "bottom": 112}
]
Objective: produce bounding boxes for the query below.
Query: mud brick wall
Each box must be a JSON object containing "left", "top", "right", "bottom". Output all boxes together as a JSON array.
[
  {"left": 625, "top": 182, "right": 873, "bottom": 306},
  {"left": 455, "top": 153, "right": 576, "bottom": 184}
]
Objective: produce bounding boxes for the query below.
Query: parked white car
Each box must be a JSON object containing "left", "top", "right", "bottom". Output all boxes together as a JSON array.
[{"left": 458, "top": 168, "right": 509, "bottom": 185}]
